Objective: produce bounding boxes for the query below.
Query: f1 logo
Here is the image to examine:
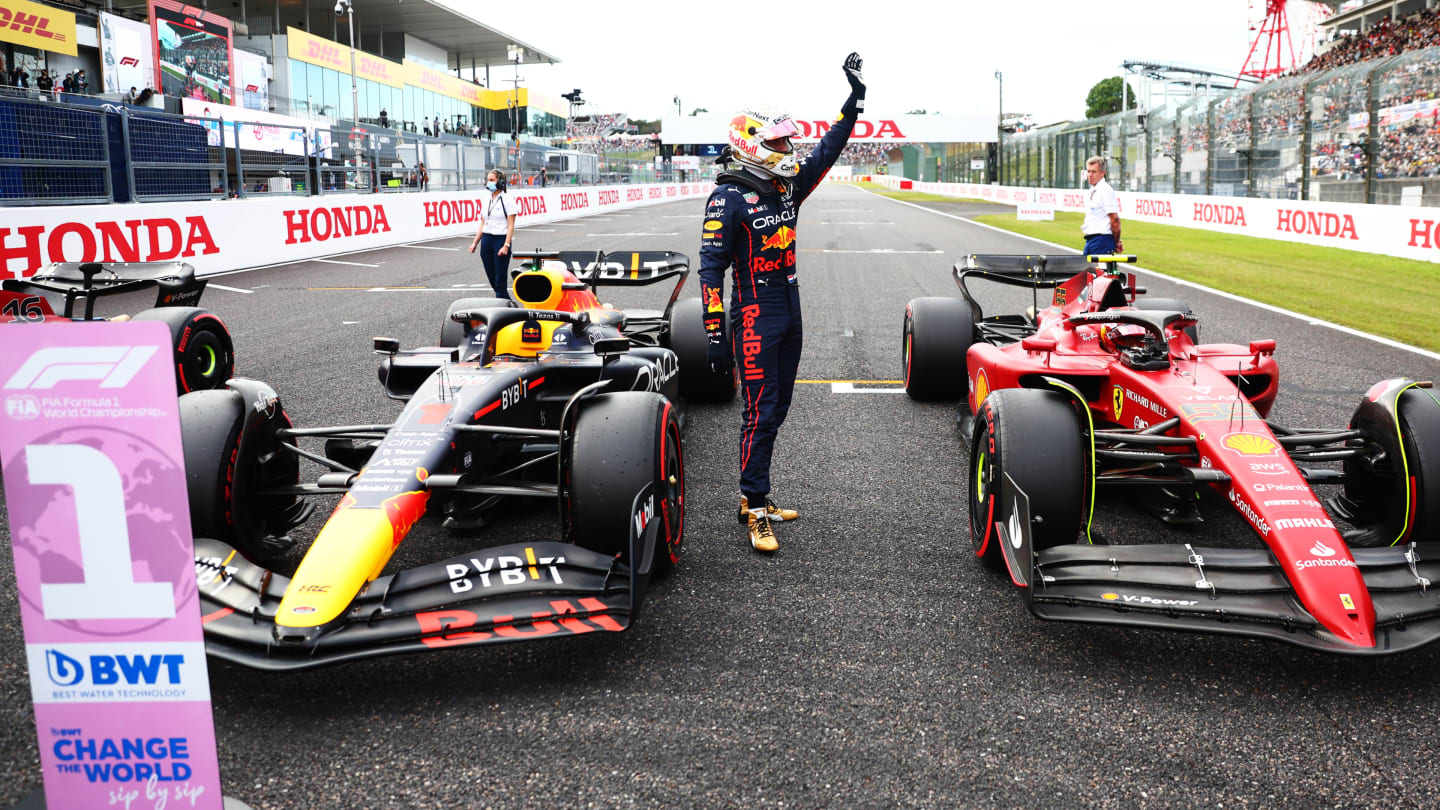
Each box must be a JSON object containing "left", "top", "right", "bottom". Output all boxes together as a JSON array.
[
  {"left": 120, "top": 56, "right": 139, "bottom": 67},
  {"left": 4, "top": 346, "right": 157, "bottom": 389}
]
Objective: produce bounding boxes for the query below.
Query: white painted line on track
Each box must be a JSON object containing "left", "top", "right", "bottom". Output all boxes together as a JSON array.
[
  {"left": 314, "top": 258, "right": 381, "bottom": 267},
  {"left": 206, "top": 283, "right": 253, "bottom": 294},
  {"left": 831, "top": 382, "right": 906, "bottom": 394},
  {"left": 851, "top": 185, "right": 1440, "bottom": 362},
  {"left": 342, "top": 320, "right": 360, "bottom": 324},
  {"left": 366, "top": 287, "right": 493, "bottom": 292},
  {"left": 662, "top": 215, "right": 703, "bottom": 218},
  {"left": 518, "top": 228, "right": 558, "bottom": 232},
  {"left": 807, "top": 249, "right": 942, "bottom": 254},
  {"left": 399, "top": 244, "right": 459, "bottom": 251},
  {"left": 821, "top": 221, "right": 894, "bottom": 225},
  {"left": 588, "top": 232, "right": 678, "bottom": 237}
]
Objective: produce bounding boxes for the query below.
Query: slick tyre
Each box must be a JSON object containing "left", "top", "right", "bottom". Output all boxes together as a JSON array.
[
  {"left": 130, "top": 307, "right": 234, "bottom": 393},
  {"left": 969, "top": 389, "right": 1087, "bottom": 573},
  {"left": 666, "top": 296, "right": 735, "bottom": 403},
  {"left": 1133, "top": 297, "right": 1198, "bottom": 343},
  {"left": 179, "top": 389, "right": 304, "bottom": 568},
  {"left": 439, "top": 297, "right": 513, "bottom": 348},
  {"left": 1342, "top": 386, "right": 1440, "bottom": 546},
  {"left": 904, "top": 297, "right": 973, "bottom": 401},
  {"left": 568, "top": 392, "right": 685, "bottom": 576}
]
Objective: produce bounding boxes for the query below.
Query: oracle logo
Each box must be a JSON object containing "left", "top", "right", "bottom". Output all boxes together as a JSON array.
[
  {"left": 1, "top": 218, "right": 219, "bottom": 278},
  {"left": 1276, "top": 209, "right": 1357, "bottom": 240}
]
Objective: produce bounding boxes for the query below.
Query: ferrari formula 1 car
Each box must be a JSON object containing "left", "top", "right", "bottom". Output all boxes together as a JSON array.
[
  {"left": 1, "top": 261, "right": 235, "bottom": 393},
  {"left": 185, "top": 251, "right": 714, "bottom": 670},
  {"left": 903, "top": 253, "right": 1440, "bottom": 654}
]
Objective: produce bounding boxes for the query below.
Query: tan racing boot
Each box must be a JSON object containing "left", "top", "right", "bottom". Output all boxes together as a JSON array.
[
  {"left": 739, "top": 496, "right": 799, "bottom": 523},
  {"left": 746, "top": 508, "right": 779, "bottom": 553}
]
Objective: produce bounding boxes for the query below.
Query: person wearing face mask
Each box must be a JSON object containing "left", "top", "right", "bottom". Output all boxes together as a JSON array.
[
  {"left": 697, "top": 52, "right": 866, "bottom": 554},
  {"left": 467, "top": 170, "right": 518, "bottom": 300}
]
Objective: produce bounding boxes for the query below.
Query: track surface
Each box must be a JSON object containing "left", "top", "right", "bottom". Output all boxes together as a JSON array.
[{"left": 3, "top": 186, "right": 1440, "bottom": 808}]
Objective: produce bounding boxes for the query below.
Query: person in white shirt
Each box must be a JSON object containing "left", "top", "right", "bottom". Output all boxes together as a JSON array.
[
  {"left": 467, "top": 169, "right": 518, "bottom": 300},
  {"left": 1081, "top": 156, "right": 1123, "bottom": 257}
]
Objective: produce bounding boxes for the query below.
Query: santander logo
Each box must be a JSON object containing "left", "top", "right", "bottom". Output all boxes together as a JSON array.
[{"left": 1310, "top": 541, "right": 1336, "bottom": 558}]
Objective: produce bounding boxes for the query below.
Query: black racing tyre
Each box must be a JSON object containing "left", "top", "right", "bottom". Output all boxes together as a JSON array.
[
  {"left": 179, "top": 389, "right": 303, "bottom": 568},
  {"left": 969, "top": 388, "right": 1087, "bottom": 573},
  {"left": 903, "top": 297, "right": 973, "bottom": 401},
  {"left": 666, "top": 296, "right": 736, "bottom": 403},
  {"left": 1133, "top": 297, "right": 1199, "bottom": 343},
  {"left": 568, "top": 392, "right": 685, "bottom": 576},
  {"left": 439, "top": 297, "right": 513, "bottom": 348},
  {"left": 1341, "top": 387, "right": 1440, "bottom": 547},
  {"left": 130, "top": 307, "right": 234, "bottom": 393}
]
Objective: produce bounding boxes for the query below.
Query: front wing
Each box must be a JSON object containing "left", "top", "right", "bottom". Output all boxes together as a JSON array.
[
  {"left": 1000, "top": 479, "right": 1440, "bottom": 654},
  {"left": 195, "top": 538, "right": 640, "bottom": 671}
]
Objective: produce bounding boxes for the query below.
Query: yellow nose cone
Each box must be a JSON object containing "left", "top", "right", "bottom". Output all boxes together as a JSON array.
[{"left": 276, "top": 509, "right": 399, "bottom": 628}]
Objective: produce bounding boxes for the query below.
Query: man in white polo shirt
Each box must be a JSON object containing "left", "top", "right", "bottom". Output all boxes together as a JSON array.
[{"left": 1082, "top": 156, "right": 1123, "bottom": 257}]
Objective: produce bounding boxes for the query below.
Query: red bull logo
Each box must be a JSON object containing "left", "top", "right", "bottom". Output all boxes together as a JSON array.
[
  {"left": 761, "top": 226, "right": 796, "bottom": 251},
  {"left": 380, "top": 487, "right": 430, "bottom": 549},
  {"left": 704, "top": 286, "right": 723, "bottom": 314}
]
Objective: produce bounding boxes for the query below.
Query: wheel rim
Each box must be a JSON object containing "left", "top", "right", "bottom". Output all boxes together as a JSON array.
[
  {"left": 969, "top": 437, "right": 994, "bottom": 554},
  {"left": 902, "top": 316, "right": 913, "bottom": 387},
  {"left": 184, "top": 331, "right": 228, "bottom": 390},
  {"left": 659, "top": 414, "right": 684, "bottom": 564}
]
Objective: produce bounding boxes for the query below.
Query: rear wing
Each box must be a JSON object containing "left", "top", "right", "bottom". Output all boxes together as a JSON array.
[
  {"left": 0, "top": 261, "right": 206, "bottom": 319},
  {"left": 517, "top": 250, "right": 691, "bottom": 318}
]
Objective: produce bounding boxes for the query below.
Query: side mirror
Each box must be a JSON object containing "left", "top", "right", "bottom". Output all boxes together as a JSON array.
[
  {"left": 593, "top": 337, "right": 629, "bottom": 356},
  {"left": 373, "top": 336, "right": 400, "bottom": 354},
  {"left": 1021, "top": 336, "right": 1057, "bottom": 353},
  {"left": 1248, "top": 339, "right": 1276, "bottom": 357}
]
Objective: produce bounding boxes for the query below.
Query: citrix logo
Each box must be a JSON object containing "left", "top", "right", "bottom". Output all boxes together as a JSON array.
[
  {"left": 45, "top": 649, "right": 185, "bottom": 686},
  {"left": 4, "top": 346, "right": 157, "bottom": 389}
]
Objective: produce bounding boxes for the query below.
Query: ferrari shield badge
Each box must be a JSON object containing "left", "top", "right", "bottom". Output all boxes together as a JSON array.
[{"left": 1113, "top": 386, "right": 1124, "bottom": 418}]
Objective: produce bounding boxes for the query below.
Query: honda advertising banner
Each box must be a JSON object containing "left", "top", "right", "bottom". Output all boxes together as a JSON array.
[
  {"left": 0, "top": 181, "right": 713, "bottom": 280},
  {"left": 661, "top": 112, "right": 997, "bottom": 144},
  {"left": 100, "top": 11, "right": 156, "bottom": 96},
  {"left": 852, "top": 175, "right": 1440, "bottom": 265},
  {"left": 0, "top": 323, "right": 223, "bottom": 809}
]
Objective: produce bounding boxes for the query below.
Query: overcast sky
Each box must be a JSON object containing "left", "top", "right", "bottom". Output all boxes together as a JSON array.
[{"left": 446, "top": 1, "right": 1331, "bottom": 124}]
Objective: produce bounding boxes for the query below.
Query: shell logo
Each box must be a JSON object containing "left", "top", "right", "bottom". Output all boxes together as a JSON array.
[
  {"left": 1222, "top": 432, "right": 1279, "bottom": 457},
  {"left": 1101, "top": 592, "right": 1120, "bottom": 601},
  {"left": 973, "top": 368, "right": 990, "bottom": 408}
]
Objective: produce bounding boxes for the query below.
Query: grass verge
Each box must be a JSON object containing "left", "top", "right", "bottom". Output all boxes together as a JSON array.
[
  {"left": 969, "top": 211, "right": 1440, "bottom": 354},
  {"left": 852, "top": 181, "right": 992, "bottom": 204}
]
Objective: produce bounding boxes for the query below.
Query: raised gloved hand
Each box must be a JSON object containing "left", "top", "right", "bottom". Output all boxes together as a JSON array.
[
  {"left": 705, "top": 323, "right": 733, "bottom": 376},
  {"left": 843, "top": 52, "right": 865, "bottom": 99}
]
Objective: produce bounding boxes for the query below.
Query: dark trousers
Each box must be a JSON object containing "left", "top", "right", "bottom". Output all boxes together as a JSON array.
[
  {"left": 1083, "top": 233, "right": 1117, "bottom": 258},
  {"left": 732, "top": 285, "right": 803, "bottom": 503},
  {"left": 478, "top": 233, "right": 512, "bottom": 299}
]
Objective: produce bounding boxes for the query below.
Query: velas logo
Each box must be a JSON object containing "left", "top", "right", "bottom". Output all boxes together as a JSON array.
[
  {"left": 0, "top": 218, "right": 220, "bottom": 278},
  {"left": 283, "top": 204, "right": 391, "bottom": 244},
  {"left": 120, "top": 56, "right": 139, "bottom": 67},
  {"left": 1276, "top": 209, "right": 1357, "bottom": 240},
  {"left": 5, "top": 346, "right": 157, "bottom": 389}
]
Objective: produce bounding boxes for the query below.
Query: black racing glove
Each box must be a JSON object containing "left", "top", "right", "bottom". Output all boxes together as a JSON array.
[
  {"left": 704, "top": 314, "right": 732, "bottom": 376},
  {"left": 843, "top": 52, "right": 866, "bottom": 106}
]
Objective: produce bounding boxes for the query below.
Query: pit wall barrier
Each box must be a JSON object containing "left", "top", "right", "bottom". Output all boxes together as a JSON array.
[
  {"left": 837, "top": 175, "right": 1440, "bottom": 265},
  {"left": 0, "top": 182, "right": 713, "bottom": 281}
]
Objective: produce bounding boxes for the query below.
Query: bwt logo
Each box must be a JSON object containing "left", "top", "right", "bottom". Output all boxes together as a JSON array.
[
  {"left": 46, "top": 650, "right": 185, "bottom": 687},
  {"left": 120, "top": 56, "right": 140, "bottom": 67},
  {"left": 4, "top": 346, "right": 157, "bottom": 389}
]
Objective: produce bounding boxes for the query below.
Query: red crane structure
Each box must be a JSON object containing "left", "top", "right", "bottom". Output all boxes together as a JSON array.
[{"left": 1237, "top": 0, "right": 1298, "bottom": 84}]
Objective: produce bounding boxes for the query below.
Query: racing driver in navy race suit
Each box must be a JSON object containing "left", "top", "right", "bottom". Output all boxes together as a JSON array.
[{"left": 698, "top": 52, "right": 866, "bottom": 553}]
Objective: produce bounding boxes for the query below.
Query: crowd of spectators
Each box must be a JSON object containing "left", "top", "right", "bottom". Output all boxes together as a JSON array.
[
  {"left": 793, "top": 141, "right": 897, "bottom": 168},
  {"left": 1286, "top": 8, "right": 1440, "bottom": 77}
]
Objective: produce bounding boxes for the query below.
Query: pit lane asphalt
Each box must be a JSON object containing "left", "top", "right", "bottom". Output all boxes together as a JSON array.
[{"left": 3, "top": 185, "right": 1440, "bottom": 809}]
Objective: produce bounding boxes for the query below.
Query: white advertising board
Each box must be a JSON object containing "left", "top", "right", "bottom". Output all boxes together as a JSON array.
[
  {"left": 98, "top": 12, "right": 156, "bottom": 97},
  {"left": 181, "top": 97, "right": 329, "bottom": 156},
  {"left": 0, "top": 182, "right": 715, "bottom": 280}
]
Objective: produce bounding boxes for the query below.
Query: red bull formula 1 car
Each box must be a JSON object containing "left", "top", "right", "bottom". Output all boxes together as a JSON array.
[
  {"left": 2, "top": 261, "right": 235, "bottom": 393},
  {"left": 185, "top": 251, "right": 723, "bottom": 670},
  {"left": 903, "top": 253, "right": 1440, "bottom": 654}
]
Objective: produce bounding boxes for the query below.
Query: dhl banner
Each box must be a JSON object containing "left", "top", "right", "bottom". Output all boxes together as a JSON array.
[
  {"left": 287, "top": 27, "right": 402, "bottom": 89},
  {"left": 0, "top": 0, "right": 76, "bottom": 56}
]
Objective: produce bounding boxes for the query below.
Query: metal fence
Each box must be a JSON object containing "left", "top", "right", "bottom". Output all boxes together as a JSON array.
[
  {"left": 0, "top": 93, "right": 111, "bottom": 205},
  {"left": 1002, "top": 45, "right": 1440, "bottom": 206}
]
